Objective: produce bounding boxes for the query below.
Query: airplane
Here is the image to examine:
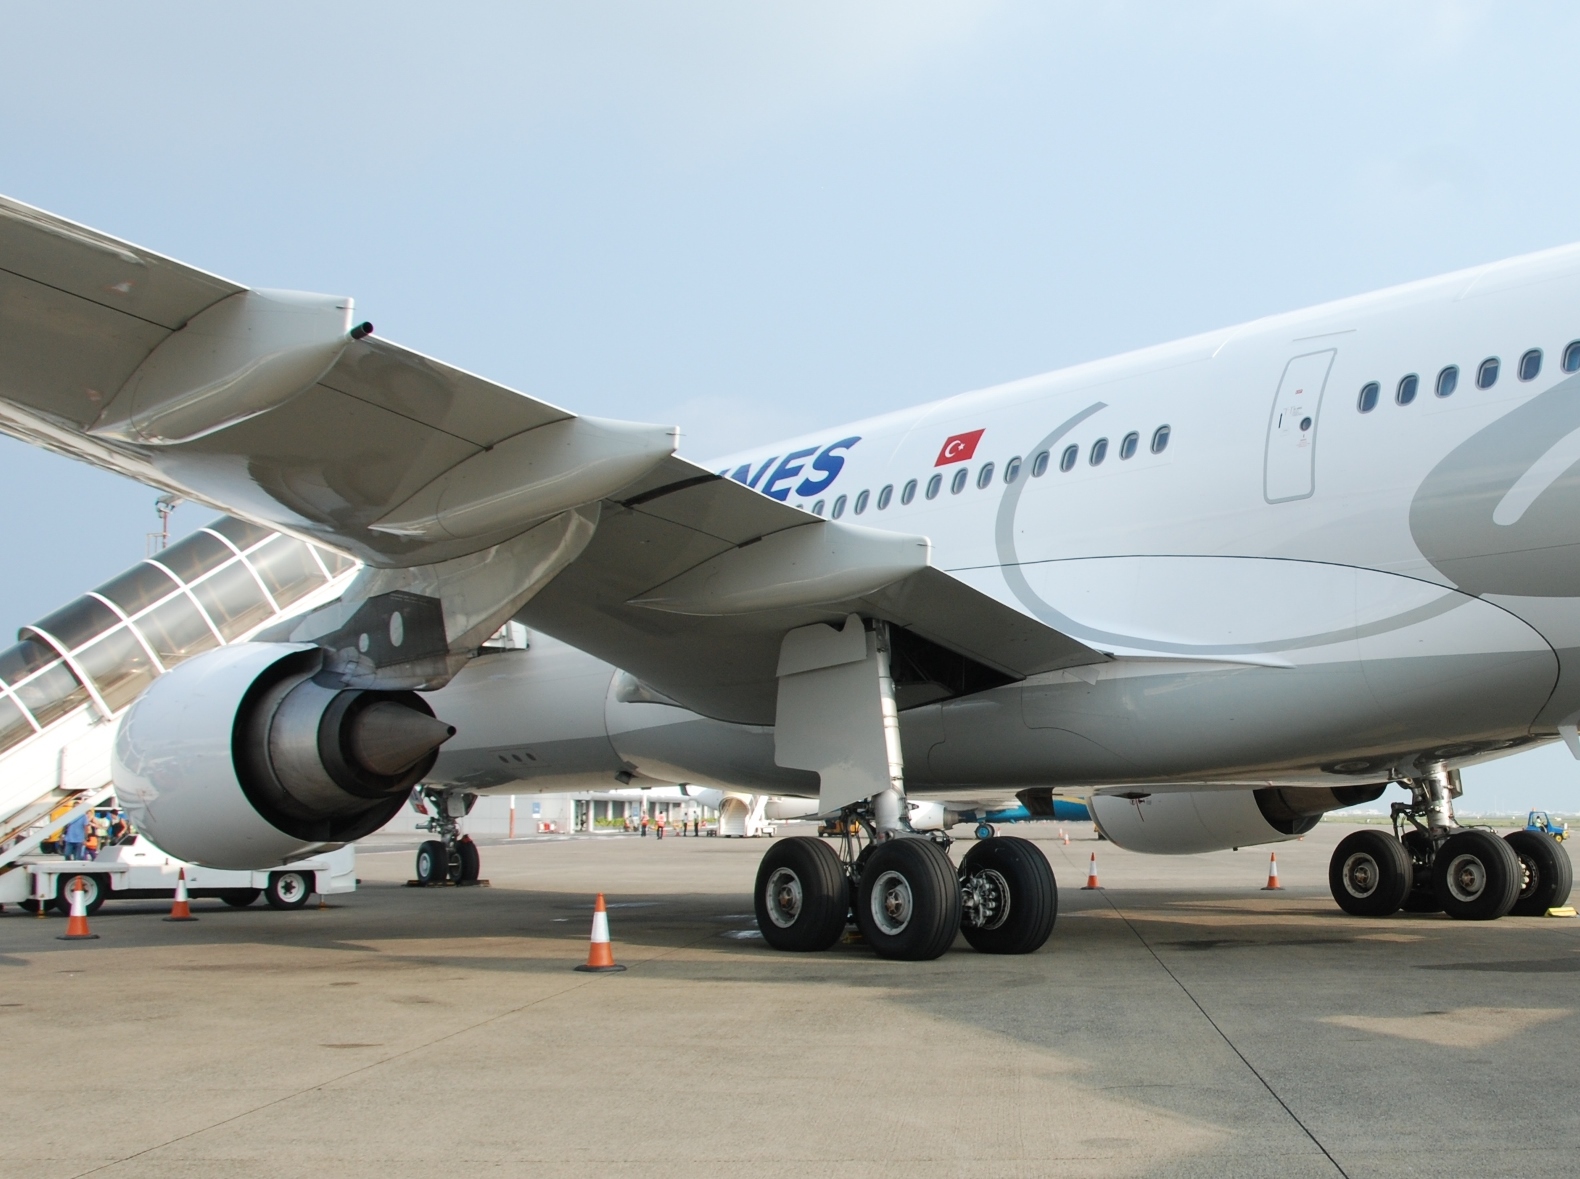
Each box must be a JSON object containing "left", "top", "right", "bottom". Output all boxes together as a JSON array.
[{"left": 0, "top": 192, "right": 1575, "bottom": 961}]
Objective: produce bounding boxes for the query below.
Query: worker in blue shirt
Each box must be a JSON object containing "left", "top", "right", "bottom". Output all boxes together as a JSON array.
[{"left": 62, "top": 814, "right": 87, "bottom": 860}]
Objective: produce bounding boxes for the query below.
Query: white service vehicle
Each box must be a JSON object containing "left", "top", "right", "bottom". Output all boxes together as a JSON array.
[{"left": 0, "top": 836, "right": 355, "bottom": 915}]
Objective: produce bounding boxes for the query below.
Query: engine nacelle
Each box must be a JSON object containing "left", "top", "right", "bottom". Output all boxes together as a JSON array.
[
  {"left": 1089, "top": 784, "right": 1384, "bottom": 855},
  {"left": 114, "top": 642, "right": 454, "bottom": 868}
]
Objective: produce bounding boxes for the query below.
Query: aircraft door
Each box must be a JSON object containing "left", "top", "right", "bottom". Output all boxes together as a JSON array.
[{"left": 1263, "top": 349, "right": 1335, "bottom": 503}]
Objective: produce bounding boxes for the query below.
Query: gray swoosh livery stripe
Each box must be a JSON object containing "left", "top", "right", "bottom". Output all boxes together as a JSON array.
[{"left": 991, "top": 401, "right": 1473, "bottom": 657}]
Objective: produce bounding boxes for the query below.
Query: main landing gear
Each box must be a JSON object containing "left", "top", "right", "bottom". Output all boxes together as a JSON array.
[
  {"left": 413, "top": 788, "right": 482, "bottom": 886},
  {"left": 1328, "top": 768, "right": 1573, "bottom": 920},
  {"left": 753, "top": 802, "right": 1059, "bottom": 960}
]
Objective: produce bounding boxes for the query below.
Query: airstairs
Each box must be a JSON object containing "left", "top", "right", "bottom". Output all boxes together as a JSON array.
[{"left": 0, "top": 518, "right": 359, "bottom": 878}]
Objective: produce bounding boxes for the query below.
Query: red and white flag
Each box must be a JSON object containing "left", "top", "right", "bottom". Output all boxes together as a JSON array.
[{"left": 935, "top": 429, "right": 984, "bottom": 466}]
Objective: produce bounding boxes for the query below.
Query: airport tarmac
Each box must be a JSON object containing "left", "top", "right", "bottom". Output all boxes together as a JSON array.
[{"left": 2, "top": 821, "right": 1577, "bottom": 1179}]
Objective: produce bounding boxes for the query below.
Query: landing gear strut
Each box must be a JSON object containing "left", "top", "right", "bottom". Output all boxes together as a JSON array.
[
  {"left": 1327, "top": 767, "right": 1570, "bottom": 920},
  {"left": 754, "top": 800, "right": 1058, "bottom": 959},
  {"left": 414, "top": 788, "right": 482, "bottom": 885}
]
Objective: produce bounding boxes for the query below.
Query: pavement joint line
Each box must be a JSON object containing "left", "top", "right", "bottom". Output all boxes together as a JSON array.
[
  {"left": 1091, "top": 878, "right": 1352, "bottom": 1179},
  {"left": 62, "top": 926, "right": 717, "bottom": 1178}
]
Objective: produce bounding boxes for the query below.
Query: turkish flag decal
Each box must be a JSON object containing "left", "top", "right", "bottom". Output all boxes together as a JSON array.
[{"left": 935, "top": 429, "right": 984, "bottom": 466}]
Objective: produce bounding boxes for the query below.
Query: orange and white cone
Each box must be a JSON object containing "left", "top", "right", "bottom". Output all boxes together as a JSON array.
[
  {"left": 1261, "top": 852, "right": 1284, "bottom": 891},
  {"left": 574, "top": 893, "right": 627, "bottom": 972},
  {"left": 1060, "top": 828, "right": 1069, "bottom": 845},
  {"left": 163, "top": 868, "right": 199, "bottom": 922},
  {"left": 57, "top": 877, "right": 98, "bottom": 941},
  {"left": 1081, "top": 851, "right": 1101, "bottom": 890}
]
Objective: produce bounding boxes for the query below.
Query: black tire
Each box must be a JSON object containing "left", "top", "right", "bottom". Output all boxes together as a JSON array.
[
  {"left": 1329, "top": 830, "right": 1412, "bottom": 917},
  {"left": 221, "top": 889, "right": 261, "bottom": 908},
  {"left": 1399, "top": 830, "right": 1442, "bottom": 913},
  {"left": 854, "top": 837, "right": 961, "bottom": 961},
  {"left": 754, "top": 837, "right": 849, "bottom": 952},
  {"left": 452, "top": 839, "right": 481, "bottom": 884},
  {"left": 1505, "top": 829, "right": 1573, "bottom": 916},
  {"left": 265, "top": 870, "right": 314, "bottom": 910},
  {"left": 959, "top": 836, "right": 1058, "bottom": 955},
  {"left": 1433, "top": 829, "right": 1520, "bottom": 920},
  {"left": 415, "top": 840, "right": 447, "bottom": 885},
  {"left": 52, "top": 874, "right": 108, "bottom": 916}
]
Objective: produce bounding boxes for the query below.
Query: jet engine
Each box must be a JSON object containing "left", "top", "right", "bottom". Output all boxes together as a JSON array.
[
  {"left": 1089, "top": 784, "right": 1385, "bottom": 855},
  {"left": 114, "top": 642, "right": 454, "bottom": 868}
]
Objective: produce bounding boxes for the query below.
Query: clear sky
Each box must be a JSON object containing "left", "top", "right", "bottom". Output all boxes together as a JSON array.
[{"left": 2, "top": 2, "right": 1578, "bottom": 812}]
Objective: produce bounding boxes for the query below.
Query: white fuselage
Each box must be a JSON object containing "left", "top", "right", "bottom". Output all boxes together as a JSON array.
[{"left": 432, "top": 244, "right": 1580, "bottom": 802}]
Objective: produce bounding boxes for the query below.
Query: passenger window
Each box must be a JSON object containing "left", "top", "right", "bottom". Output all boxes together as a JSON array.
[
  {"left": 925, "top": 474, "right": 942, "bottom": 500},
  {"left": 901, "top": 479, "right": 918, "bottom": 505},
  {"left": 1566, "top": 341, "right": 1580, "bottom": 373},
  {"left": 1089, "top": 438, "right": 1108, "bottom": 466},
  {"left": 950, "top": 468, "right": 968, "bottom": 494},
  {"left": 1437, "top": 365, "right": 1460, "bottom": 397},
  {"left": 1357, "top": 382, "right": 1379, "bottom": 413},
  {"left": 877, "top": 484, "right": 893, "bottom": 510},
  {"left": 1474, "top": 359, "right": 1497, "bottom": 390},
  {"left": 1031, "top": 451, "right": 1050, "bottom": 477},
  {"left": 853, "top": 490, "right": 869, "bottom": 515},
  {"left": 1119, "top": 432, "right": 1139, "bottom": 460},
  {"left": 1151, "top": 425, "right": 1171, "bottom": 454},
  {"left": 1004, "top": 456, "right": 1022, "bottom": 483},
  {"left": 1520, "top": 349, "right": 1542, "bottom": 381},
  {"left": 811, "top": 500, "right": 825, "bottom": 516},
  {"left": 1397, "top": 374, "right": 1419, "bottom": 405},
  {"left": 831, "top": 495, "right": 847, "bottom": 519},
  {"left": 976, "top": 462, "right": 994, "bottom": 489},
  {"left": 1059, "top": 445, "right": 1078, "bottom": 472}
]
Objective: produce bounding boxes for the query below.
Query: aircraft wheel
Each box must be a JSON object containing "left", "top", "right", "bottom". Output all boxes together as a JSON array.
[
  {"left": 855, "top": 837, "right": 961, "bottom": 960},
  {"left": 1433, "top": 830, "right": 1520, "bottom": 920},
  {"left": 959, "top": 836, "right": 1057, "bottom": 954},
  {"left": 452, "top": 838, "right": 481, "bottom": 884},
  {"left": 754, "top": 837, "right": 848, "bottom": 952},
  {"left": 221, "top": 888, "right": 261, "bottom": 908},
  {"left": 265, "top": 870, "right": 314, "bottom": 910},
  {"left": 1505, "top": 829, "right": 1573, "bottom": 916},
  {"left": 1329, "top": 830, "right": 1411, "bottom": 917},
  {"left": 415, "top": 840, "right": 447, "bottom": 885},
  {"left": 974, "top": 823, "right": 994, "bottom": 840}
]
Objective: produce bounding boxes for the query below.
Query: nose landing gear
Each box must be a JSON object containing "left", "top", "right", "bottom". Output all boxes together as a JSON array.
[{"left": 1326, "top": 768, "right": 1571, "bottom": 920}]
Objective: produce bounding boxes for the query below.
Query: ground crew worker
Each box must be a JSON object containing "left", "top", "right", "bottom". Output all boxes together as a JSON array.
[{"left": 656, "top": 812, "right": 665, "bottom": 840}]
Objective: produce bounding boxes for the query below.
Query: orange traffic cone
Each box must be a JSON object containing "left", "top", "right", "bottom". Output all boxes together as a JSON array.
[
  {"left": 57, "top": 877, "right": 98, "bottom": 941},
  {"left": 163, "top": 868, "right": 199, "bottom": 922},
  {"left": 574, "top": 893, "right": 627, "bottom": 972},
  {"left": 1081, "top": 851, "right": 1100, "bottom": 890},
  {"left": 1261, "top": 852, "right": 1284, "bottom": 891},
  {"left": 1060, "top": 827, "right": 1069, "bottom": 845}
]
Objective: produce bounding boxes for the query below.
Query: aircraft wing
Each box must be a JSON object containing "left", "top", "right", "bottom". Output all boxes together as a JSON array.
[{"left": 0, "top": 195, "right": 1103, "bottom": 716}]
